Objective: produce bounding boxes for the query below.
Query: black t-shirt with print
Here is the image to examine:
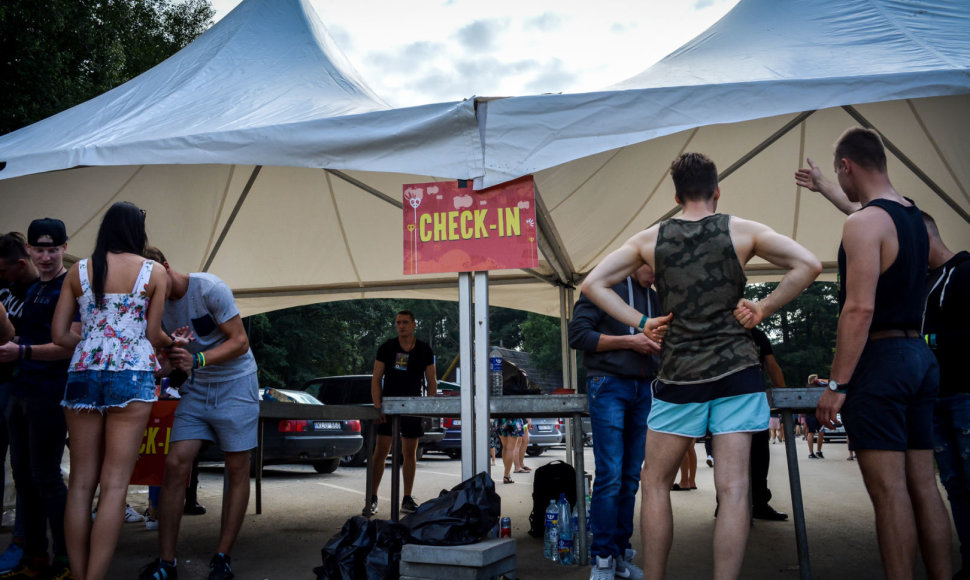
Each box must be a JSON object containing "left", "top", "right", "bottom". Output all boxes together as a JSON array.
[
  {"left": 0, "top": 277, "right": 37, "bottom": 383},
  {"left": 376, "top": 338, "right": 434, "bottom": 397}
]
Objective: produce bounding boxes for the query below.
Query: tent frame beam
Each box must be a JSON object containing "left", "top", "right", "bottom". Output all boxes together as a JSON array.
[
  {"left": 202, "top": 165, "right": 262, "bottom": 272},
  {"left": 842, "top": 105, "right": 970, "bottom": 224}
]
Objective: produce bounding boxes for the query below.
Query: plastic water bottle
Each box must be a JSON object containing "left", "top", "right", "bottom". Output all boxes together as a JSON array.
[
  {"left": 544, "top": 500, "right": 559, "bottom": 561},
  {"left": 557, "top": 493, "right": 573, "bottom": 565}
]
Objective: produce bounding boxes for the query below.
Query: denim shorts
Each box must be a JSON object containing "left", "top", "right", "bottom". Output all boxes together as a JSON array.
[
  {"left": 648, "top": 366, "right": 769, "bottom": 438},
  {"left": 63, "top": 370, "right": 157, "bottom": 411},
  {"left": 842, "top": 337, "right": 938, "bottom": 451},
  {"left": 172, "top": 372, "right": 259, "bottom": 453}
]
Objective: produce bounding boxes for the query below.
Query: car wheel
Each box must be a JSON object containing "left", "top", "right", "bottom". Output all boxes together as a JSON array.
[
  {"left": 446, "top": 449, "right": 461, "bottom": 459},
  {"left": 342, "top": 447, "right": 369, "bottom": 467},
  {"left": 525, "top": 446, "right": 544, "bottom": 457},
  {"left": 312, "top": 458, "right": 341, "bottom": 474}
]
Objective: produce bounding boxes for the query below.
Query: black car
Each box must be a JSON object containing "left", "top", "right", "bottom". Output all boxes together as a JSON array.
[
  {"left": 300, "top": 375, "right": 446, "bottom": 466},
  {"left": 198, "top": 388, "right": 363, "bottom": 475}
]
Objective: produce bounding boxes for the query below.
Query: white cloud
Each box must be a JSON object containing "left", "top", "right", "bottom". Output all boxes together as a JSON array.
[{"left": 208, "top": 0, "right": 741, "bottom": 107}]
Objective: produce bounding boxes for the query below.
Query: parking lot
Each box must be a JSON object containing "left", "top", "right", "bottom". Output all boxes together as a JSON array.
[{"left": 22, "top": 438, "right": 958, "bottom": 578}]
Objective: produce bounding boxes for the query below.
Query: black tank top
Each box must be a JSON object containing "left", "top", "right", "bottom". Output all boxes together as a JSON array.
[{"left": 837, "top": 198, "right": 927, "bottom": 331}]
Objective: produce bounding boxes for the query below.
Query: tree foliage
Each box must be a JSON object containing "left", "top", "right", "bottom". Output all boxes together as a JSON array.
[
  {"left": 0, "top": 0, "right": 214, "bottom": 136},
  {"left": 246, "top": 299, "right": 531, "bottom": 389},
  {"left": 745, "top": 282, "right": 839, "bottom": 386}
]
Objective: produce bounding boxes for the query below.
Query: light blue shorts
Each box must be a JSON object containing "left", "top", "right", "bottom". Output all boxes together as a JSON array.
[
  {"left": 172, "top": 372, "right": 259, "bottom": 453},
  {"left": 63, "top": 370, "right": 157, "bottom": 411},
  {"left": 648, "top": 366, "right": 769, "bottom": 438}
]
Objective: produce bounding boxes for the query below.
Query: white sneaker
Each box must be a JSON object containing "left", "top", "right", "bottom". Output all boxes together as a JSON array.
[
  {"left": 144, "top": 509, "right": 158, "bottom": 531},
  {"left": 706, "top": 455, "right": 714, "bottom": 467},
  {"left": 124, "top": 504, "right": 145, "bottom": 523},
  {"left": 616, "top": 549, "right": 644, "bottom": 580},
  {"left": 590, "top": 555, "right": 615, "bottom": 580}
]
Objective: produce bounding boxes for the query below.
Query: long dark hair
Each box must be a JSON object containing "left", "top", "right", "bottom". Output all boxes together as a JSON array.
[{"left": 92, "top": 202, "right": 148, "bottom": 305}]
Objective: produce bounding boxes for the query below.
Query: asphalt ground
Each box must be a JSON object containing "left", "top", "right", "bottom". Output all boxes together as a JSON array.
[{"left": 5, "top": 439, "right": 958, "bottom": 579}]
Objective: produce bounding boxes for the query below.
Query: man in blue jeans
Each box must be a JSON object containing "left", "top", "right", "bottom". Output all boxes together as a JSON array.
[
  {"left": 922, "top": 212, "right": 970, "bottom": 579},
  {"left": 569, "top": 264, "right": 659, "bottom": 580}
]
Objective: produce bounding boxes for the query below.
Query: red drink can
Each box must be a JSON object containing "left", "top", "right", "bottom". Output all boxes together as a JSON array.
[{"left": 500, "top": 517, "right": 511, "bottom": 538}]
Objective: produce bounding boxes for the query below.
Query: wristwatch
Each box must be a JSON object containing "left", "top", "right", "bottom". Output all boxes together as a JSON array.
[{"left": 827, "top": 380, "right": 847, "bottom": 393}]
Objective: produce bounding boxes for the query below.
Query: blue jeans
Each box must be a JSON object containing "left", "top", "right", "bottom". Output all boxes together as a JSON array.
[
  {"left": 6, "top": 394, "right": 67, "bottom": 557},
  {"left": 0, "top": 383, "right": 25, "bottom": 539},
  {"left": 587, "top": 375, "right": 652, "bottom": 559},
  {"left": 933, "top": 393, "right": 970, "bottom": 570}
]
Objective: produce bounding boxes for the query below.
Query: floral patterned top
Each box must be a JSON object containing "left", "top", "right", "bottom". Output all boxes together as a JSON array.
[{"left": 69, "top": 259, "right": 159, "bottom": 373}]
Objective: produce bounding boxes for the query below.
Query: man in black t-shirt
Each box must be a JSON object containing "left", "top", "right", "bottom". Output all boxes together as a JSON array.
[
  {"left": 0, "top": 232, "right": 40, "bottom": 572},
  {"left": 0, "top": 219, "right": 77, "bottom": 578},
  {"left": 749, "top": 327, "right": 788, "bottom": 521},
  {"left": 365, "top": 310, "right": 437, "bottom": 517}
]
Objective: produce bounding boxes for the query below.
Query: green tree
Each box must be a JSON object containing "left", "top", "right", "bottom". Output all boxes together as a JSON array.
[
  {"left": 520, "top": 312, "right": 564, "bottom": 380},
  {"left": 0, "top": 0, "right": 214, "bottom": 136},
  {"left": 745, "top": 282, "right": 839, "bottom": 386}
]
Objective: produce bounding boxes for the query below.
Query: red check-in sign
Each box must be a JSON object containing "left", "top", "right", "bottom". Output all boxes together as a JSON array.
[{"left": 403, "top": 176, "right": 538, "bottom": 274}]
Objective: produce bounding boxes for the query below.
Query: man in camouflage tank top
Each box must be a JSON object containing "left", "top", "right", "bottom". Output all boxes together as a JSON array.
[{"left": 581, "top": 152, "right": 821, "bottom": 580}]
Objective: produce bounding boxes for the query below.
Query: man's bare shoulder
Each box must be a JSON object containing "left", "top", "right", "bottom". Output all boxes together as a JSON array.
[{"left": 844, "top": 204, "right": 894, "bottom": 236}]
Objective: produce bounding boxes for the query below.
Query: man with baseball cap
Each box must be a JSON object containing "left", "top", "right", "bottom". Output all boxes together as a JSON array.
[{"left": 0, "top": 218, "right": 78, "bottom": 579}]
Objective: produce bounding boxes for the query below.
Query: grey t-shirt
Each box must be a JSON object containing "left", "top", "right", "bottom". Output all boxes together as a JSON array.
[{"left": 163, "top": 273, "right": 257, "bottom": 382}]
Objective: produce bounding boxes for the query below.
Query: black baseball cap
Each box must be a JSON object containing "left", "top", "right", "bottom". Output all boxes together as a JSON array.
[{"left": 27, "top": 218, "right": 67, "bottom": 247}]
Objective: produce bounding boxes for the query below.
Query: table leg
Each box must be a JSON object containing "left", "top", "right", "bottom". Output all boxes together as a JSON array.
[
  {"left": 391, "top": 415, "right": 401, "bottom": 522},
  {"left": 255, "top": 418, "right": 264, "bottom": 515},
  {"left": 364, "top": 420, "right": 375, "bottom": 516},
  {"left": 572, "top": 413, "right": 588, "bottom": 566},
  {"left": 782, "top": 411, "right": 811, "bottom": 580}
]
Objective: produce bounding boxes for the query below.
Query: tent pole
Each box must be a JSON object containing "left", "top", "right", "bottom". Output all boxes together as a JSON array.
[
  {"left": 534, "top": 184, "right": 575, "bottom": 285},
  {"left": 202, "top": 165, "right": 262, "bottom": 271},
  {"left": 473, "top": 272, "right": 491, "bottom": 476},
  {"left": 842, "top": 105, "right": 970, "bottom": 224},
  {"left": 560, "top": 285, "right": 575, "bottom": 466},
  {"left": 326, "top": 169, "right": 403, "bottom": 209},
  {"left": 458, "top": 273, "right": 475, "bottom": 480}
]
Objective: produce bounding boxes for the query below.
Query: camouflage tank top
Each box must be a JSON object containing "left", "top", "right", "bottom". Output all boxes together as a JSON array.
[{"left": 654, "top": 213, "right": 760, "bottom": 384}]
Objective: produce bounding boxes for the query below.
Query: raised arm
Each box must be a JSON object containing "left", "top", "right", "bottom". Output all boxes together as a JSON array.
[{"left": 795, "top": 157, "right": 860, "bottom": 215}]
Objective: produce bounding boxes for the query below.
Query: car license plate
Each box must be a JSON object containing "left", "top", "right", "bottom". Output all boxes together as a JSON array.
[
  {"left": 537, "top": 425, "right": 551, "bottom": 431},
  {"left": 453, "top": 420, "right": 461, "bottom": 426},
  {"left": 314, "top": 421, "right": 341, "bottom": 430}
]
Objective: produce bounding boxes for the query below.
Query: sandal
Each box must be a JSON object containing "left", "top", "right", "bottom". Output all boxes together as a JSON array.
[
  {"left": 514, "top": 469, "right": 530, "bottom": 474},
  {"left": 503, "top": 476, "right": 514, "bottom": 484},
  {"left": 671, "top": 483, "right": 687, "bottom": 491}
]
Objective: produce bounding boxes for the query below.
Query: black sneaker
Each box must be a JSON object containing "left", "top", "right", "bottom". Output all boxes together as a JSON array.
[
  {"left": 183, "top": 500, "right": 207, "bottom": 516},
  {"left": 752, "top": 504, "right": 789, "bottom": 521},
  {"left": 362, "top": 496, "right": 378, "bottom": 517},
  {"left": 401, "top": 495, "right": 419, "bottom": 514},
  {"left": 808, "top": 453, "right": 817, "bottom": 459},
  {"left": 208, "top": 553, "right": 233, "bottom": 580},
  {"left": 816, "top": 451, "right": 824, "bottom": 459},
  {"left": 138, "top": 559, "right": 178, "bottom": 580}
]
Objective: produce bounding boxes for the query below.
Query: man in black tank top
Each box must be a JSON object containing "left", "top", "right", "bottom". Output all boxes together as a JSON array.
[
  {"left": 582, "top": 153, "right": 821, "bottom": 580},
  {"left": 799, "top": 128, "right": 950, "bottom": 579}
]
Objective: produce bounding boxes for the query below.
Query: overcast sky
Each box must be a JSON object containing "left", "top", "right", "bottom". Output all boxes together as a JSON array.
[{"left": 209, "top": 0, "right": 741, "bottom": 107}]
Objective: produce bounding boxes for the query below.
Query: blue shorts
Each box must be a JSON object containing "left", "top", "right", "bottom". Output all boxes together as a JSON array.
[
  {"left": 172, "top": 372, "right": 259, "bottom": 453},
  {"left": 63, "top": 370, "right": 157, "bottom": 411},
  {"left": 842, "top": 337, "right": 938, "bottom": 451},
  {"left": 648, "top": 366, "right": 769, "bottom": 438}
]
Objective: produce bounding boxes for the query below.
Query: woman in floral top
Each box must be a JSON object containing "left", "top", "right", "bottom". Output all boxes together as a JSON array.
[{"left": 52, "top": 202, "right": 188, "bottom": 580}]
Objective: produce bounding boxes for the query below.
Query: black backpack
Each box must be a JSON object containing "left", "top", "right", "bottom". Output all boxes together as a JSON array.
[{"left": 527, "top": 460, "right": 577, "bottom": 537}]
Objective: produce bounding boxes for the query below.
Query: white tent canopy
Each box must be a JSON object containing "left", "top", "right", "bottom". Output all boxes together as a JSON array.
[
  {"left": 0, "top": 0, "right": 568, "bottom": 315},
  {"left": 478, "top": 0, "right": 970, "bottom": 286},
  {"left": 1, "top": 0, "right": 968, "bottom": 317}
]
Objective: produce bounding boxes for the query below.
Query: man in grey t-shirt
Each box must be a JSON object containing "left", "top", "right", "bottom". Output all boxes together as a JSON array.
[{"left": 139, "top": 247, "right": 257, "bottom": 580}]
